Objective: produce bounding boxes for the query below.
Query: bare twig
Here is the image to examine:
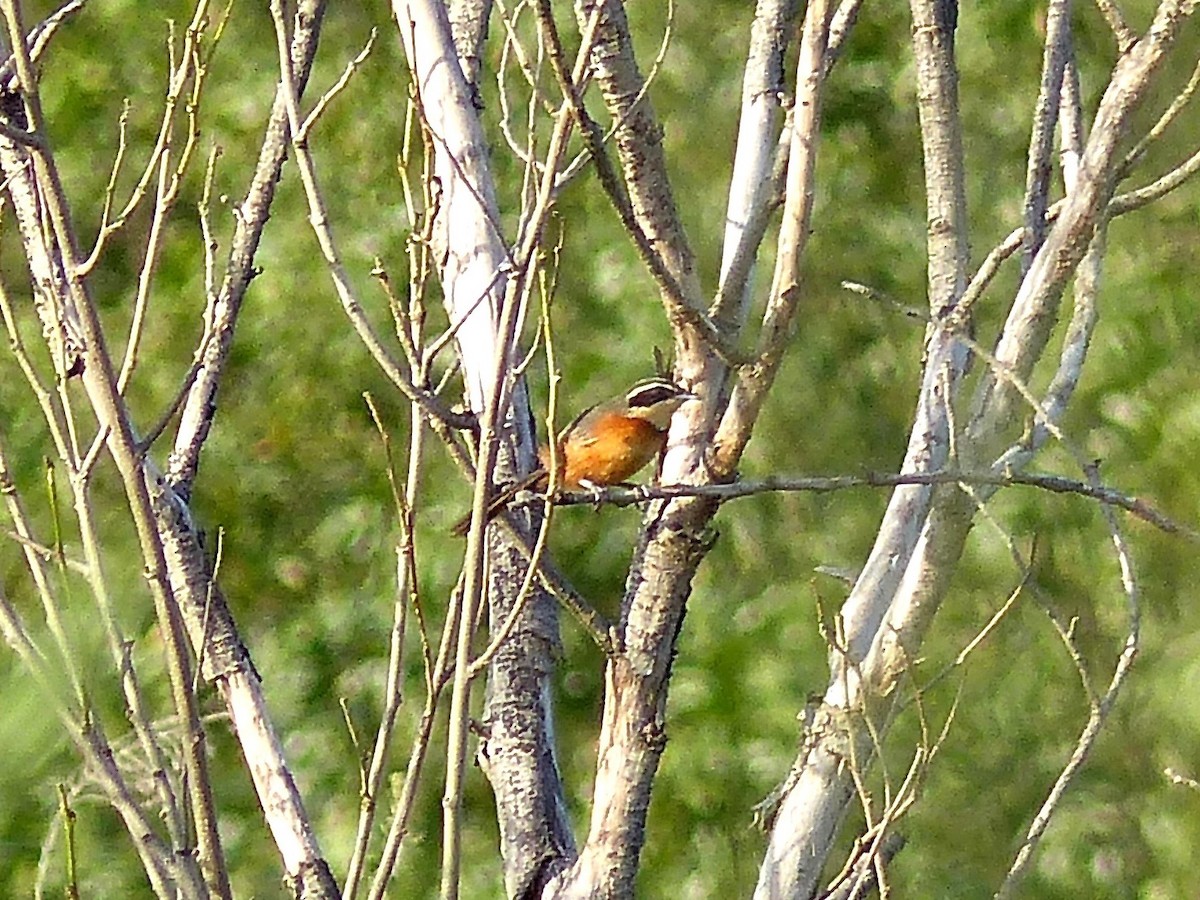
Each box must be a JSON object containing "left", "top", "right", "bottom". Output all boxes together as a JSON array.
[
  {"left": 118, "top": 6, "right": 217, "bottom": 394},
  {"left": 168, "top": 0, "right": 330, "bottom": 496},
  {"left": 540, "top": 0, "right": 741, "bottom": 365},
  {"left": 0, "top": 1, "right": 86, "bottom": 81},
  {"left": 297, "top": 27, "right": 377, "bottom": 143},
  {"left": 466, "top": 274, "right": 562, "bottom": 680},
  {"left": 0, "top": 2, "right": 230, "bottom": 891},
  {"left": 995, "top": 470, "right": 1140, "bottom": 897},
  {"left": 1120, "top": 55, "right": 1200, "bottom": 176},
  {"left": 365, "top": 567, "right": 462, "bottom": 900},
  {"left": 78, "top": 4, "right": 226, "bottom": 280},
  {"left": 1093, "top": 0, "right": 1137, "bottom": 52},
  {"left": 343, "top": 395, "right": 423, "bottom": 900}
]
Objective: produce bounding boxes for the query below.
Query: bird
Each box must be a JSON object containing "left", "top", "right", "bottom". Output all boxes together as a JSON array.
[{"left": 451, "top": 376, "right": 696, "bottom": 536}]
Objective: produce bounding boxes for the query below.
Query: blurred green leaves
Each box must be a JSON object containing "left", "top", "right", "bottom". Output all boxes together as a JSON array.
[{"left": 1, "top": 1, "right": 1198, "bottom": 897}]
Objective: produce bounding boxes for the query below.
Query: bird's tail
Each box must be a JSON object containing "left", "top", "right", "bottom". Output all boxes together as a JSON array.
[{"left": 450, "top": 468, "right": 549, "bottom": 537}]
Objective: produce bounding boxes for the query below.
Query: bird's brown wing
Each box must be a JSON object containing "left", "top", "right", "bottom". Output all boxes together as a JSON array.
[{"left": 557, "top": 402, "right": 600, "bottom": 443}]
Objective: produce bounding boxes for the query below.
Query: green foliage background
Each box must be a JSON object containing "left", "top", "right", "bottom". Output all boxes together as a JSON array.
[{"left": 1, "top": 1, "right": 1198, "bottom": 896}]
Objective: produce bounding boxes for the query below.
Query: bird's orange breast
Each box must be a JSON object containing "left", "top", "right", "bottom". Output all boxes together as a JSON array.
[{"left": 546, "top": 412, "right": 667, "bottom": 487}]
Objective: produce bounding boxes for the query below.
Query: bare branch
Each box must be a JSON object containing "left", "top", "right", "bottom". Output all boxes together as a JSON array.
[
  {"left": 756, "top": 1, "right": 972, "bottom": 891},
  {"left": 712, "top": 0, "right": 836, "bottom": 478},
  {"left": 0, "top": 0, "right": 232, "bottom": 891},
  {"left": 168, "top": 0, "right": 330, "bottom": 497},
  {"left": 396, "top": 2, "right": 581, "bottom": 896},
  {"left": 968, "top": 0, "right": 1199, "bottom": 450},
  {"left": 825, "top": 0, "right": 865, "bottom": 75},
  {"left": 1020, "top": 0, "right": 1071, "bottom": 274},
  {"left": 712, "top": 0, "right": 798, "bottom": 333},
  {"left": 1094, "top": 0, "right": 1138, "bottom": 51},
  {"left": 0, "top": 112, "right": 42, "bottom": 147},
  {"left": 538, "top": 0, "right": 739, "bottom": 365},
  {"left": 531, "top": 468, "right": 1190, "bottom": 536},
  {"left": 995, "top": 469, "right": 1141, "bottom": 897},
  {"left": 572, "top": 0, "right": 702, "bottom": 320}
]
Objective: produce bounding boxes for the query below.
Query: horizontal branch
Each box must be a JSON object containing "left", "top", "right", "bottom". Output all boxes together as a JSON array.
[{"left": 522, "top": 469, "right": 1191, "bottom": 537}]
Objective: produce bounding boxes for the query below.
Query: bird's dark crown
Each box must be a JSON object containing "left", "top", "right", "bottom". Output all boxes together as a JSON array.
[{"left": 625, "top": 378, "right": 689, "bottom": 410}]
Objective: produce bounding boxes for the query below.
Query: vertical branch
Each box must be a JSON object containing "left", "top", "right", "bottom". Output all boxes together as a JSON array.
[
  {"left": 838, "top": 0, "right": 966, "bottom": 692},
  {"left": 395, "top": 0, "right": 508, "bottom": 411},
  {"left": 755, "top": 1, "right": 968, "bottom": 895},
  {"left": 70, "top": 473, "right": 190, "bottom": 851},
  {"left": 394, "top": 4, "right": 524, "bottom": 896},
  {"left": 909, "top": 0, "right": 969, "bottom": 319},
  {"left": 711, "top": 0, "right": 836, "bottom": 478},
  {"left": 1020, "top": 0, "right": 1071, "bottom": 274},
  {"left": 160, "top": 2, "right": 342, "bottom": 894},
  {"left": 396, "top": 2, "right": 579, "bottom": 898},
  {"left": 0, "top": 3, "right": 231, "bottom": 895},
  {"left": 712, "top": 0, "right": 797, "bottom": 333},
  {"left": 346, "top": 128, "right": 438, "bottom": 891},
  {"left": 968, "top": 0, "right": 1197, "bottom": 449},
  {"left": 553, "top": 5, "right": 838, "bottom": 894},
  {"left": 365, "top": 572, "right": 459, "bottom": 900},
  {"left": 169, "top": 0, "right": 328, "bottom": 496},
  {"left": 448, "top": 0, "right": 493, "bottom": 107},
  {"left": 572, "top": 0, "right": 705, "bottom": 347}
]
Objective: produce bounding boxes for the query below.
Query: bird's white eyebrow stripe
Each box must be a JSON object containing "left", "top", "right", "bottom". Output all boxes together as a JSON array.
[{"left": 625, "top": 380, "right": 680, "bottom": 408}]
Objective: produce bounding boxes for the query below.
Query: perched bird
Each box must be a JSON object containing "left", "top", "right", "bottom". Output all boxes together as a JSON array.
[{"left": 452, "top": 377, "right": 696, "bottom": 536}]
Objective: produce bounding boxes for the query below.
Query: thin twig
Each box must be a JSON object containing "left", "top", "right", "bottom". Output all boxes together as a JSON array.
[
  {"left": 537, "top": 0, "right": 742, "bottom": 365},
  {"left": 995, "top": 465, "right": 1140, "bottom": 897},
  {"left": 297, "top": 27, "right": 377, "bottom": 143},
  {"left": 555, "top": 0, "right": 677, "bottom": 186},
  {"left": 167, "top": 0, "right": 330, "bottom": 497},
  {"left": 77, "top": 6, "right": 219, "bottom": 278},
  {"left": 1093, "top": 0, "right": 1137, "bottom": 52},
  {"left": 0, "top": 0, "right": 87, "bottom": 87},
  {"left": 960, "top": 143, "right": 1200, "bottom": 324},
  {"left": 1120, "top": 56, "right": 1200, "bottom": 176},
  {"left": 466, "top": 267, "right": 563, "bottom": 679},
  {"left": 365, "top": 566, "right": 461, "bottom": 900},
  {"left": 0, "top": 1, "right": 229, "bottom": 891},
  {"left": 343, "top": 394, "right": 423, "bottom": 900}
]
